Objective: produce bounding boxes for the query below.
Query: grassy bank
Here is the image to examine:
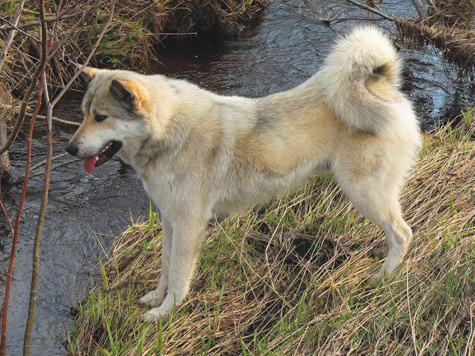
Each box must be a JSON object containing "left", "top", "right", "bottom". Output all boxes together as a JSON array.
[{"left": 68, "top": 114, "right": 475, "bottom": 355}]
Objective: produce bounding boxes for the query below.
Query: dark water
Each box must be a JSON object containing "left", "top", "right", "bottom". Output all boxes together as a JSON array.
[{"left": 1, "top": 0, "right": 473, "bottom": 354}]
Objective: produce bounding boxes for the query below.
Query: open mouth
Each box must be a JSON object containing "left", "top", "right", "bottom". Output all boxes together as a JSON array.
[{"left": 83, "top": 140, "right": 122, "bottom": 173}]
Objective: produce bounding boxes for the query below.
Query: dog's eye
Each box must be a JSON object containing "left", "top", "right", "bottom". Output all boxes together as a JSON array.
[{"left": 95, "top": 114, "right": 107, "bottom": 122}]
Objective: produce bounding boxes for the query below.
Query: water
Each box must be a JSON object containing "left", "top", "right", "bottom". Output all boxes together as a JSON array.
[
  {"left": 1, "top": 95, "right": 150, "bottom": 354},
  {"left": 1, "top": 0, "right": 473, "bottom": 354}
]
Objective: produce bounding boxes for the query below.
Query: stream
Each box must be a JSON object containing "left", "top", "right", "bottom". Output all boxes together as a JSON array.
[{"left": 1, "top": 0, "right": 474, "bottom": 354}]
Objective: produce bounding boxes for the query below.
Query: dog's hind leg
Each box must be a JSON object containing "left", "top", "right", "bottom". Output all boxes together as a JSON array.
[
  {"left": 143, "top": 216, "right": 208, "bottom": 321},
  {"left": 334, "top": 170, "right": 413, "bottom": 281},
  {"left": 374, "top": 213, "right": 412, "bottom": 281},
  {"left": 139, "top": 216, "right": 172, "bottom": 307}
]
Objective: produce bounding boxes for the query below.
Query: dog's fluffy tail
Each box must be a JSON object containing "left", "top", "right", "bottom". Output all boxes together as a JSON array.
[{"left": 318, "top": 26, "right": 402, "bottom": 133}]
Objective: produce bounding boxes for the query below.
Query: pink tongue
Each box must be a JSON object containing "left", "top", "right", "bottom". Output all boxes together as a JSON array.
[{"left": 84, "top": 155, "right": 98, "bottom": 174}]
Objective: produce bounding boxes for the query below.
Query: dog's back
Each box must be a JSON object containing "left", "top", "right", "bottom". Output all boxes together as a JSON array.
[{"left": 215, "top": 27, "right": 420, "bottom": 212}]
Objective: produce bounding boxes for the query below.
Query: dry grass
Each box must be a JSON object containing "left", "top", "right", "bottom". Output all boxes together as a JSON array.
[
  {"left": 396, "top": 0, "right": 475, "bottom": 72},
  {"left": 68, "top": 114, "right": 475, "bottom": 355},
  {"left": 0, "top": 0, "right": 265, "bottom": 91}
]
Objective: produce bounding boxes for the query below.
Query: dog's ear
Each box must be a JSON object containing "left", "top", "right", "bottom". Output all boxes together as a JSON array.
[
  {"left": 73, "top": 64, "right": 99, "bottom": 86},
  {"left": 110, "top": 79, "right": 146, "bottom": 112}
]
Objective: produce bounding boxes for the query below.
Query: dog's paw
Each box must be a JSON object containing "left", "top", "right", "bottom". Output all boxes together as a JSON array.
[
  {"left": 142, "top": 293, "right": 179, "bottom": 322},
  {"left": 367, "top": 268, "right": 388, "bottom": 285},
  {"left": 142, "top": 307, "right": 170, "bottom": 323},
  {"left": 367, "top": 274, "right": 382, "bottom": 286},
  {"left": 139, "top": 289, "right": 166, "bottom": 307}
]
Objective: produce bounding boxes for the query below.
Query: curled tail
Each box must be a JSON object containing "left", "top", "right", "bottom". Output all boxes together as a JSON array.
[{"left": 319, "top": 26, "right": 403, "bottom": 133}]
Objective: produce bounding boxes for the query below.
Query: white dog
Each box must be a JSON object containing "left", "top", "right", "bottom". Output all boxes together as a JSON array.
[{"left": 66, "top": 27, "right": 421, "bottom": 321}]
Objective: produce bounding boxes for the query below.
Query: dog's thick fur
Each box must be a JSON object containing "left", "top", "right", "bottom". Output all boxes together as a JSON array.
[{"left": 66, "top": 27, "right": 421, "bottom": 321}]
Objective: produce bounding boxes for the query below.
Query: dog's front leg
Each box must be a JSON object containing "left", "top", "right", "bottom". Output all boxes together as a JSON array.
[
  {"left": 139, "top": 215, "right": 172, "bottom": 307},
  {"left": 143, "top": 217, "right": 207, "bottom": 322}
]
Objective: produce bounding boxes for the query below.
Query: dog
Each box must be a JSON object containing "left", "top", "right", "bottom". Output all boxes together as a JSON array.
[{"left": 66, "top": 27, "right": 421, "bottom": 321}]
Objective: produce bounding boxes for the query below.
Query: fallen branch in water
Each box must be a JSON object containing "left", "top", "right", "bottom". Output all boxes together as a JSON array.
[
  {"left": 24, "top": 159, "right": 80, "bottom": 183},
  {"left": 346, "top": 0, "right": 475, "bottom": 72},
  {"left": 411, "top": 0, "right": 427, "bottom": 17},
  {"left": 345, "top": 0, "right": 394, "bottom": 21},
  {"left": 397, "top": 0, "right": 475, "bottom": 72},
  {"left": 10, "top": 153, "right": 79, "bottom": 187}
]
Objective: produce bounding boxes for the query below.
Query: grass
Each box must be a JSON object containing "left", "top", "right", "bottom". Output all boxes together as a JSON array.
[{"left": 67, "top": 113, "right": 475, "bottom": 355}]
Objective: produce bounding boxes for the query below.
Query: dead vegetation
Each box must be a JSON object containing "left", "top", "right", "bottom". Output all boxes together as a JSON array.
[
  {"left": 0, "top": 0, "right": 265, "bottom": 91},
  {"left": 68, "top": 114, "right": 475, "bottom": 355},
  {"left": 395, "top": 0, "right": 475, "bottom": 72}
]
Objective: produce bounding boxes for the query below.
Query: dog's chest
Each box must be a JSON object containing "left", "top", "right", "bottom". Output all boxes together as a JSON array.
[{"left": 137, "top": 166, "right": 176, "bottom": 209}]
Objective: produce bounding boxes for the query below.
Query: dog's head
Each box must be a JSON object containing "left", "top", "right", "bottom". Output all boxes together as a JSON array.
[{"left": 66, "top": 66, "right": 152, "bottom": 173}]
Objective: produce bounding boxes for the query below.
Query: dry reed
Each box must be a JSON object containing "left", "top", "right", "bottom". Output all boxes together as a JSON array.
[{"left": 396, "top": 0, "right": 475, "bottom": 72}]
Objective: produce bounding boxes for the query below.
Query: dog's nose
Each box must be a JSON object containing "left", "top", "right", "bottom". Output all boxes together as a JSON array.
[{"left": 66, "top": 142, "right": 78, "bottom": 156}]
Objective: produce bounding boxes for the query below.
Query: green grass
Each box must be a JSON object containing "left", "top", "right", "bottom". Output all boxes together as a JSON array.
[{"left": 67, "top": 113, "right": 475, "bottom": 355}]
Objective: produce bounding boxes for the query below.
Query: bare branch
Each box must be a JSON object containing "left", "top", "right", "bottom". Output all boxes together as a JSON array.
[
  {"left": 0, "top": 0, "right": 48, "bottom": 354},
  {"left": 17, "top": 111, "right": 80, "bottom": 127},
  {"left": 411, "top": 0, "right": 427, "bottom": 17},
  {"left": 345, "top": 0, "right": 394, "bottom": 21},
  {"left": 23, "top": 75, "right": 52, "bottom": 356},
  {"left": 0, "top": 40, "right": 47, "bottom": 356},
  {"left": 11, "top": 153, "right": 72, "bottom": 186},
  {"left": 0, "top": 16, "right": 39, "bottom": 42},
  {"left": 13, "top": 158, "right": 80, "bottom": 186},
  {"left": 47, "top": 4, "right": 99, "bottom": 61}
]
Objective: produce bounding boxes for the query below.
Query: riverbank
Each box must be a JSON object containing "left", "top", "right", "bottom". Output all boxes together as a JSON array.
[
  {"left": 68, "top": 113, "right": 475, "bottom": 355},
  {"left": 1, "top": 0, "right": 265, "bottom": 89}
]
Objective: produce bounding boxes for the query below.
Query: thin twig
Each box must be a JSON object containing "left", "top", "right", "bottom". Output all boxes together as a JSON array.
[
  {"left": 345, "top": 0, "right": 395, "bottom": 21},
  {"left": 0, "top": 10, "right": 94, "bottom": 31},
  {"left": 51, "top": 1, "right": 116, "bottom": 108},
  {"left": 17, "top": 111, "right": 80, "bottom": 127},
  {"left": 23, "top": 159, "right": 80, "bottom": 182},
  {"left": 47, "top": 1, "right": 100, "bottom": 62},
  {"left": 0, "top": 0, "right": 26, "bottom": 72},
  {"left": 0, "top": 24, "right": 47, "bottom": 356},
  {"left": 31, "top": 152, "right": 69, "bottom": 172},
  {"left": 0, "top": 16, "right": 39, "bottom": 42},
  {"left": 11, "top": 153, "right": 73, "bottom": 186}
]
